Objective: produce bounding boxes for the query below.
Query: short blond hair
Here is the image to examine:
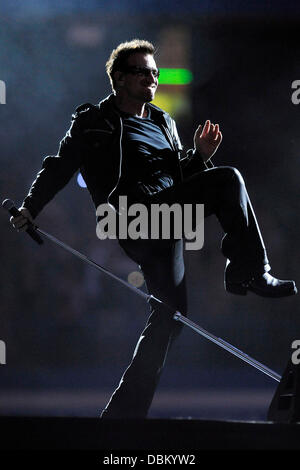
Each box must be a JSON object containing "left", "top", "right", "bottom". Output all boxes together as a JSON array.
[{"left": 106, "top": 39, "right": 155, "bottom": 91}]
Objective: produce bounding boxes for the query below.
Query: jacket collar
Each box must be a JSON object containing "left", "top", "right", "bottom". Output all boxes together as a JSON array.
[{"left": 97, "top": 93, "right": 170, "bottom": 125}]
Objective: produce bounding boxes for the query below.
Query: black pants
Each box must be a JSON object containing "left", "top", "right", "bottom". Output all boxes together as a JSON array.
[{"left": 100, "top": 166, "right": 270, "bottom": 419}]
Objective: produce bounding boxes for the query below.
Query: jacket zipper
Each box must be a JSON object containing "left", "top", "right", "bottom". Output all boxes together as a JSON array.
[
  {"left": 161, "top": 122, "right": 183, "bottom": 181},
  {"left": 107, "top": 116, "right": 124, "bottom": 208}
]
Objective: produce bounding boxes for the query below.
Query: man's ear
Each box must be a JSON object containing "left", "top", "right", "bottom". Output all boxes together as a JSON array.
[{"left": 114, "top": 71, "right": 125, "bottom": 88}]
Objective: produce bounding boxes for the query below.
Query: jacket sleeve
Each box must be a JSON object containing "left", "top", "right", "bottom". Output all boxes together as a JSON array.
[
  {"left": 22, "top": 112, "right": 85, "bottom": 218},
  {"left": 180, "top": 148, "right": 214, "bottom": 178},
  {"left": 169, "top": 117, "right": 214, "bottom": 179}
]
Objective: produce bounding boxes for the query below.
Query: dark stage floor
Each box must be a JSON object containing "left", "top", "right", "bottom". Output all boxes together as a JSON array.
[{"left": 1, "top": 415, "right": 300, "bottom": 451}]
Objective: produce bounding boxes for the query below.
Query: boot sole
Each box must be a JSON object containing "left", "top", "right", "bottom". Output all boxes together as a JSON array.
[{"left": 226, "top": 282, "right": 298, "bottom": 298}]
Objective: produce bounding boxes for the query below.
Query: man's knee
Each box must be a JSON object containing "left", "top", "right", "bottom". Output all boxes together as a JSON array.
[{"left": 219, "top": 166, "right": 245, "bottom": 186}]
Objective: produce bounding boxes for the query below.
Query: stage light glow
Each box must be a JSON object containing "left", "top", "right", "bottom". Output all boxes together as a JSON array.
[
  {"left": 158, "top": 68, "right": 193, "bottom": 85},
  {"left": 152, "top": 91, "right": 191, "bottom": 117}
]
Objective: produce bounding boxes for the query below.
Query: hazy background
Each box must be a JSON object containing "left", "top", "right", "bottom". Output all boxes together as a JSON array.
[{"left": 1, "top": 0, "right": 300, "bottom": 420}]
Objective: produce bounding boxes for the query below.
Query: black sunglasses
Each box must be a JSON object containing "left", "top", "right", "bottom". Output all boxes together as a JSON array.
[{"left": 122, "top": 66, "right": 160, "bottom": 79}]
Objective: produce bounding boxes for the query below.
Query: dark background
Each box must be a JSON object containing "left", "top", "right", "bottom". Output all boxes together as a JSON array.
[{"left": 0, "top": 1, "right": 300, "bottom": 420}]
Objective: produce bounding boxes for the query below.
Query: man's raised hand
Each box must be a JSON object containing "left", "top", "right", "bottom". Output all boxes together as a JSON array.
[{"left": 193, "top": 120, "right": 223, "bottom": 162}]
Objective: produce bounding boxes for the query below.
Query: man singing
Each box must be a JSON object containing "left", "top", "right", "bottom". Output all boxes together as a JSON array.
[{"left": 10, "top": 39, "right": 297, "bottom": 419}]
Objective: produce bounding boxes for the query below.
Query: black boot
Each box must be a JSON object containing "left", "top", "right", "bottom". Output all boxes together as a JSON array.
[{"left": 225, "top": 272, "right": 297, "bottom": 298}]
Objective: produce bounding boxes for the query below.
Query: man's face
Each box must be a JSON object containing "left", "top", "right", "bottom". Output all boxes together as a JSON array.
[{"left": 116, "top": 52, "right": 159, "bottom": 103}]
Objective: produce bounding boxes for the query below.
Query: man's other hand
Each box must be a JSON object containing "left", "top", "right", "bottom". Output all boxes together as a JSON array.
[
  {"left": 10, "top": 207, "right": 34, "bottom": 232},
  {"left": 193, "top": 120, "right": 223, "bottom": 162}
]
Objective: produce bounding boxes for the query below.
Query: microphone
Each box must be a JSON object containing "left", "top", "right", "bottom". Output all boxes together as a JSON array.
[{"left": 2, "top": 199, "right": 43, "bottom": 245}]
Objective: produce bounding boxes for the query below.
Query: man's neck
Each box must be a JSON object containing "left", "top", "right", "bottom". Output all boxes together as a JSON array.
[{"left": 114, "top": 94, "right": 148, "bottom": 118}]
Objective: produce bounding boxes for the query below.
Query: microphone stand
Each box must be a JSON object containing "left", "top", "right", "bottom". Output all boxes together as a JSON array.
[{"left": 3, "top": 198, "right": 282, "bottom": 383}]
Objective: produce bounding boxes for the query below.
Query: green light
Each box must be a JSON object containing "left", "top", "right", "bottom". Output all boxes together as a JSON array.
[{"left": 158, "top": 68, "right": 193, "bottom": 85}]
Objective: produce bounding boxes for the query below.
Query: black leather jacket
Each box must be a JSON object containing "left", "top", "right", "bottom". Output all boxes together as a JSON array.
[{"left": 23, "top": 94, "right": 213, "bottom": 218}]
